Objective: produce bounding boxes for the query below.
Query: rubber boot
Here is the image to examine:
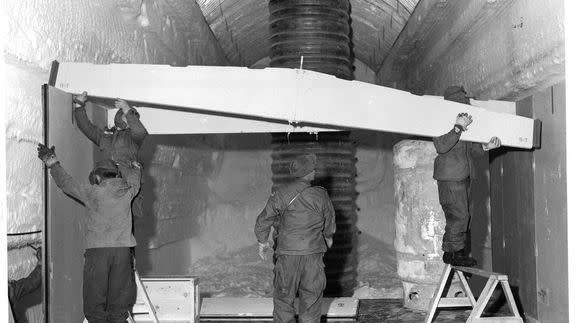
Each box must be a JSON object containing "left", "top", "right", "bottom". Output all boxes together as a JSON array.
[
  {"left": 450, "top": 249, "right": 477, "bottom": 267},
  {"left": 442, "top": 251, "right": 453, "bottom": 265}
]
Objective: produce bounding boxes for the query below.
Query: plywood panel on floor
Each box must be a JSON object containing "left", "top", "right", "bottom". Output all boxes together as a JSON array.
[
  {"left": 200, "top": 297, "right": 359, "bottom": 318},
  {"left": 132, "top": 276, "right": 198, "bottom": 322}
]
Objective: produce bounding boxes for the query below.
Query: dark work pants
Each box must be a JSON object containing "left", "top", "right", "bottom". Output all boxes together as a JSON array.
[
  {"left": 438, "top": 178, "right": 472, "bottom": 252},
  {"left": 84, "top": 247, "right": 136, "bottom": 323},
  {"left": 273, "top": 253, "right": 326, "bottom": 323}
]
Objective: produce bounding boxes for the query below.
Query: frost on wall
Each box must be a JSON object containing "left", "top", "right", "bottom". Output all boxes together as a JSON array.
[
  {"left": 6, "top": 0, "right": 229, "bottom": 69},
  {"left": 6, "top": 63, "right": 46, "bottom": 250},
  {"left": 137, "top": 133, "right": 273, "bottom": 255},
  {"left": 381, "top": 0, "right": 565, "bottom": 100}
]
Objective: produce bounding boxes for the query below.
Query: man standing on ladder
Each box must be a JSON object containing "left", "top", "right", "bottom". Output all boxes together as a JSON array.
[
  {"left": 73, "top": 92, "right": 148, "bottom": 220},
  {"left": 254, "top": 154, "right": 336, "bottom": 323},
  {"left": 434, "top": 86, "right": 502, "bottom": 267}
]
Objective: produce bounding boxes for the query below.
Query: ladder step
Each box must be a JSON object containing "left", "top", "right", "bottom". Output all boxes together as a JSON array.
[
  {"left": 424, "top": 265, "right": 524, "bottom": 323},
  {"left": 438, "top": 297, "right": 473, "bottom": 307},
  {"left": 470, "top": 318, "right": 523, "bottom": 322},
  {"left": 452, "top": 266, "right": 508, "bottom": 280}
]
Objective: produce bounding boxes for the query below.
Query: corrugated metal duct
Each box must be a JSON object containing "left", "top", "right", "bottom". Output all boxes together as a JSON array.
[
  {"left": 269, "top": 0, "right": 353, "bottom": 80},
  {"left": 269, "top": 0, "right": 358, "bottom": 296}
]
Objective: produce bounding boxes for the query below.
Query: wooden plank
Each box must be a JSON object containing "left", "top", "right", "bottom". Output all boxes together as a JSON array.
[
  {"left": 133, "top": 271, "right": 159, "bottom": 323},
  {"left": 468, "top": 277, "right": 499, "bottom": 321},
  {"left": 453, "top": 266, "right": 507, "bottom": 281},
  {"left": 490, "top": 93, "right": 538, "bottom": 318},
  {"left": 424, "top": 264, "right": 453, "bottom": 323},
  {"left": 201, "top": 298, "right": 271, "bottom": 317},
  {"left": 200, "top": 297, "right": 358, "bottom": 318},
  {"left": 45, "top": 85, "right": 92, "bottom": 323},
  {"left": 426, "top": 265, "right": 524, "bottom": 323},
  {"left": 533, "top": 82, "right": 568, "bottom": 322},
  {"left": 132, "top": 276, "right": 198, "bottom": 322},
  {"left": 54, "top": 62, "right": 538, "bottom": 148},
  {"left": 500, "top": 280, "right": 522, "bottom": 318},
  {"left": 471, "top": 318, "right": 523, "bottom": 323},
  {"left": 438, "top": 297, "right": 473, "bottom": 307},
  {"left": 455, "top": 270, "right": 477, "bottom": 307}
]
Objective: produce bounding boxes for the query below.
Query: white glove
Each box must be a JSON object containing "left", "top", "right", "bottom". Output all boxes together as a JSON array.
[
  {"left": 131, "top": 161, "right": 142, "bottom": 169},
  {"left": 482, "top": 136, "right": 502, "bottom": 151},
  {"left": 325, "top": 237, "right": 333, "bottom": 248},
  {"left": 258, "top": 242, "right": 271, "bottom": 260},
  {"left": 455, "top": 112, "right": 473, "bottom": 131}
]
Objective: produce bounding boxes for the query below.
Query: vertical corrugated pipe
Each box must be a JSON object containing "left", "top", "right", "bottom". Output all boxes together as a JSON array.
[
  {"left": 269, "top": 0, "right": 357, "bottom": 296},
  {"left": 269, "top": 0, "right": 353, "bottom": 80}
]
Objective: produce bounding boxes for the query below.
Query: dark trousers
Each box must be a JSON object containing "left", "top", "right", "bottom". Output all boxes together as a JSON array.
[
  {"left": 273, "top": 253, "right": 326, "bottom": 323},
  {"left": 84, "top": 247, "right": 136, "bottom": 323},
  {"left": 438, "top": 178, "right": 472, "bottom": 252}
]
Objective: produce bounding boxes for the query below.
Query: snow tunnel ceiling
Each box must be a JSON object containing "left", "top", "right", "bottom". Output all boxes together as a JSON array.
[
  {"left": 196, "top": 0, "right": 421, "bottom": 70},
  {"left": 194, "top": 0, "right": 564, "bottom": 100}
]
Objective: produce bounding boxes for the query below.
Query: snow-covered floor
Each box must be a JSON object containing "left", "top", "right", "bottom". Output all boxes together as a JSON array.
[{"left": 189, "top": 234, "right": 403, "bottom": 299}]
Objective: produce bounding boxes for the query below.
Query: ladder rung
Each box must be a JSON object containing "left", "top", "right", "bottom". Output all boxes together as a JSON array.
[
  {"left": 132, "top": 303, "right": 151, "bottom": 314},
  {"left": 452, "top": 266, "right": 508, "bottom": 280},
  {"left": 471, "top": 318, "right": 523, "bottom": 322},
  {"left": 438, "top": 297, "right": 473, "bottom": 307}
]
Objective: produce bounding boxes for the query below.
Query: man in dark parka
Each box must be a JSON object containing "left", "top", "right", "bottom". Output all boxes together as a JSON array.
[
  {"left": 73, "top": 92, "right": 148, "bottom": 218},
  {"left": 434, "top": 86, "right": 501, "bottom": 267},
  {"left": 38, "top": 144, "right": 141, "bottom": 322},
  {"left": 255, "top": 154, "right": 336, "bottom": 323}
]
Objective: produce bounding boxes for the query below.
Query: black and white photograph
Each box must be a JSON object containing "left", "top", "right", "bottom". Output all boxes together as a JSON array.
[{"left": 1, "top": 0, "right": 573, "bottom": 322}]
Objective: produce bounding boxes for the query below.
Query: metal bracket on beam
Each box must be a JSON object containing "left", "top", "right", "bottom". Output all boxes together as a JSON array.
[{"left": 532, "top": 119, "right": 542, "bottom": 149}]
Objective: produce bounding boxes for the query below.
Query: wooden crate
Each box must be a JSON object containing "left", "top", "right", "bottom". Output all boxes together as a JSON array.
[{"left": 132, "top": 276, "right": 199, "bottom": 323}]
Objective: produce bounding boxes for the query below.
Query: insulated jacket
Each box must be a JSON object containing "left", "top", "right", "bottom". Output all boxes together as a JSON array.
[
  {"left": 254, "top": 180, "right": 336, "bottom": 256},
  {"left": 74, "top": 106, "right": 148, "bottom": 167},
  {"left": 433, "top": 127, "right": 485, "bottom": 181},
  {"left": 49, "top": 163, "right": 141, "bottom": 249}
]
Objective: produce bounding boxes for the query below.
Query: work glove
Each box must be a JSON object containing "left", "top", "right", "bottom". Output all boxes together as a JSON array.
[
  {"left": 482, "top": 136, "right": 502, "bottom": 151},
  {"left": 455, "top": 112, "right": 473, "bottom": 131},
  {"left": 37, "top": 144, "right": 59, "bottom": 167},
  {"left": 73, "top": 91, "right": 88, "bottom": 108},
  {"left": 325, "top": 237, "right": 333, "bottom": 248},
  {"left": 131, "top": 161, "right": 142, "bottom": 169},
  {"left": 258, "top": 241, "right": 271, "bottom": 260},
  {"left": 115, "top": 99, "right": 132, "bottom": 114}
]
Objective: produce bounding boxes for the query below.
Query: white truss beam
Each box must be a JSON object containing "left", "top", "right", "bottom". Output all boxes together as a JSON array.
[{"left": 53, "top": 62, "right": 539, "bottom": 148}]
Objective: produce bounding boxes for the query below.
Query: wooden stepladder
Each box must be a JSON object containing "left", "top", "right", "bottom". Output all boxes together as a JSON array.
[
  {"left": 128, "top": 270, "right": 160, "bottom": 323},
  {"left": 424, "top": 264, "right": 523, "bottom": 323}
]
